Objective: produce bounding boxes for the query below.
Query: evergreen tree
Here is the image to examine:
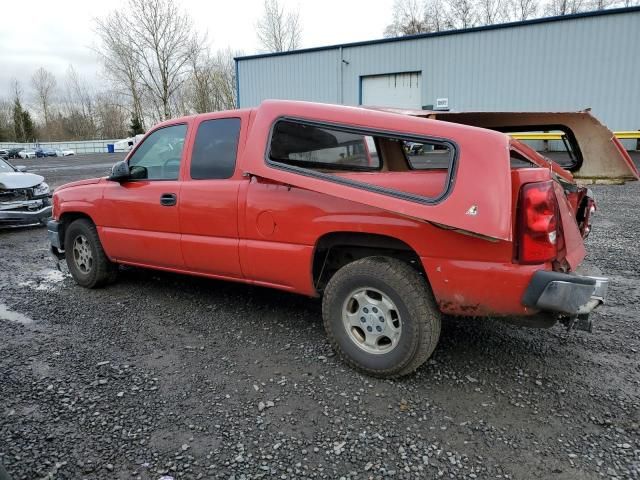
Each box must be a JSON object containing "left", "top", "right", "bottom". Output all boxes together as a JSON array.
[
  {"left": 13, "top": 98, "right": 25, "bottom": 142},
  {"left": 0, "top": 126, "right": 11, "bottom": 142},
  {"left": 22, "top": 110, "right": 36, "bottom": 142},
  {"left": 128, "top": 115, "right": 144, "bottom": 136}
]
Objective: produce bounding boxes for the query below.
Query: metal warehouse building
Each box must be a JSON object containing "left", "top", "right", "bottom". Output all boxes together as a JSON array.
[{"left": 236, "top": 7, "right": 640, "bottom": 132}]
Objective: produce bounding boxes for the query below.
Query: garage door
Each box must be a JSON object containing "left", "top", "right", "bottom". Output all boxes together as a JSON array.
[{"left": 361, "top": 72, "right": 422, "bottom": 109}]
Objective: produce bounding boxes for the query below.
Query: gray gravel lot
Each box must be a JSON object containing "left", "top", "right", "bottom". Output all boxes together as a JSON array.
[
  {"left": 0, "top": 153, "right": 639, "bottom": 480},
  {"left": 12, "top": 153, "right": 126, "bottom": 189}
]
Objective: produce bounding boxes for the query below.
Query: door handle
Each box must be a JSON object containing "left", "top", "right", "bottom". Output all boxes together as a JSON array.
[{"left": 160, "top": 193, "right": 177, "bottom": 206}]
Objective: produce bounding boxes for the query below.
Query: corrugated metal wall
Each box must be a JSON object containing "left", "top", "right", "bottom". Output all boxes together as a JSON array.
[
  {"left": 237, "top": 9, "right": 640, "bottom": 132},
  {"left": 237, "top": 49, "right": 340, "bottom": 107}
]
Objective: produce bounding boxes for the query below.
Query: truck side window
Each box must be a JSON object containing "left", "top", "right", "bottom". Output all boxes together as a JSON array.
[
  {"left": 268, "top": 119, "right": 456, "bottom": 201},
  {"left": 404, "top": 141, "right": 454, "bottom": 170},
  {"left": 190, "top": 118, "right": 241, "bottom": 179},
  {"left": 128, "top": 124, "right": 187, "bottom": 180}
]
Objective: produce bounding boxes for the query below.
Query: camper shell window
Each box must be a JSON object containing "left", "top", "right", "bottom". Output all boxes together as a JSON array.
[{"left": 266, "top": 118, "right": 457, "bottom": 203}]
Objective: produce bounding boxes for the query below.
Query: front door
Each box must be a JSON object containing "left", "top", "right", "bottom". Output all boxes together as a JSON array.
[{"left": 100, "top": 123, "right": 188, "bottom": 268}]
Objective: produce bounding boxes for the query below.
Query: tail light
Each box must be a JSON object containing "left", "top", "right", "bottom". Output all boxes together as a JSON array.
[{"left": 517, "top": 180, "right": 558, "bottom": 264}]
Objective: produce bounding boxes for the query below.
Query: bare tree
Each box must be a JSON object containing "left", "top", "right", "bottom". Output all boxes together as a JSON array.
[
  {"left": 587, "top": 0, "right": 615, "bottom": 8},
  {"left": 544, "top": 0, "right": 585, "bottom": 15},
  {"left": 384, "top": 0, "right": 430, "bottom": 37},
  {"left": 477, "top": 0, "right": 509, "bottom": 24},
  {"left": 447, "top": 0, "right": 477, "bottom": 28},
  {"left": 96, "top": 0, "right": 201, "bottom": 121},
  {"left": 425, "top": 0, "right": 453, "bottom": 31},
  {"left": 94, "top": 13, "right": 146, "bottom": 129},
  {"left": 31, "top": 67, "right": 57, "bottom": 128},
  {"left": 187, "top": 49, "right": 218, "bottom": 114},
  {"left": 508, "top": 0, "right": 538, "bottom": 20},
  {"left": 131, "top": 0, "right": 201, "bottom": 120},
  {"left": 256, "top": 0, "right": 302, "bottom": 52},
  {"left": 210, "top": 49, "right": 238, "bottom": 111},
  {"left": 60, "top": 66, "right": 97, "bottom": 139},
  {"left": 95, "top": 92, "right": 129, "bottom": 139},
  {"left": 185, "top": 48, "right": 239, "bottom": 114}
]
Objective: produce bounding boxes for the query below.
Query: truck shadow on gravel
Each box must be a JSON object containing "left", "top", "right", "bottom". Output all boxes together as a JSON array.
[{"left": 111, "top": 265, "right": 581, "bottom": 371}]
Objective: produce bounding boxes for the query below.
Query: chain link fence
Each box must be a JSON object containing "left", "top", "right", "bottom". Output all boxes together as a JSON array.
[{"left": 0, "top": 139, "right": 122, "bottom": 154}]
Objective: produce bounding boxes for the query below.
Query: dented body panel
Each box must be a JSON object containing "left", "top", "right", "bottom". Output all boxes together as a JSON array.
[
  {"left": 378, "top": 108, "right": 640, "bottom": 183},
  {"left": 0, "top": 166, "right": 52, "bottom": 227}
]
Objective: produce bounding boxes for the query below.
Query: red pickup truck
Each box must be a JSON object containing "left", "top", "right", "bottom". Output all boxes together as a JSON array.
[{"left": 48, "top": 101, "right": 639, "bottom": 377}]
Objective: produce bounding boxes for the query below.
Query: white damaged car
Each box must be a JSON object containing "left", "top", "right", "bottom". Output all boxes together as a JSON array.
[{"left": 0, "top": 158, "right": 51, "bottom": 227}]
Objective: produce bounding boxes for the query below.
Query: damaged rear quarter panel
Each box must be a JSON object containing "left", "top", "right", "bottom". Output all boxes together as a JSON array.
[
  {"left": 423, "top": 258, "right": 545, "bottom": 316},
  {"left": 429, "top": 111, "right": 639, "bottom": 183}
]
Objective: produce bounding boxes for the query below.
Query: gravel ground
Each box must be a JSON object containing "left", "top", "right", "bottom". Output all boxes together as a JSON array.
[
  {"left": 10, "top": 153, "right": 126, "bottom": 189},
  {"left": 0, "top": 153, "right": 639, "bottom": 480}
]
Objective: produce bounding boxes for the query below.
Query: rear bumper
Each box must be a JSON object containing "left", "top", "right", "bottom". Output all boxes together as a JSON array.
[{"left": 522, "top": 271, "right": 608, "bottom": 315}]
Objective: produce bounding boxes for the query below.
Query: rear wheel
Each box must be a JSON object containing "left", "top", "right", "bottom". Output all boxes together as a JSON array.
[
  {"left": 322, "top": 256, "right": 441, "bottom": 378},
  {"left": 64, "top": 218, "right": 118, "bottom": 288}
]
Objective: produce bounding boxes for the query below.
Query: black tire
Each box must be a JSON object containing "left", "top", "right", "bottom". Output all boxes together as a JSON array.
[
  {"left": 64, "top": 218, "right": 118, "bottom": 288},
  {"left": 322, "top": 256, "right": 441, "bottom": 378}
]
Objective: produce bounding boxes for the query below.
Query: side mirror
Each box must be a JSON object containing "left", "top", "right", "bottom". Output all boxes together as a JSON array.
[
  {"left": 108, "top": 160, "right": 130, "bottom": 181},
  {"left": 15, "top": 165, "right": 27, "bottom": 172}
]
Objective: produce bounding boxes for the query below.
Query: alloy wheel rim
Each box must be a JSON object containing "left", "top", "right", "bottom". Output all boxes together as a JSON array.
[
  {"left": 342, "top": 287, "right": 402, "bottom": 355},
  {"left": 72, "top": 235, "right": 93, "bottom": 274}
]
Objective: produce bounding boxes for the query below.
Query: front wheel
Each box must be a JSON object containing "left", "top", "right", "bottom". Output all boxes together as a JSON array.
[
  {"left": 64, "top": 218, "right": 118, "bottom": 288},
  {"left": 322, "top": 256, "right": 441, "bottom": 378}
]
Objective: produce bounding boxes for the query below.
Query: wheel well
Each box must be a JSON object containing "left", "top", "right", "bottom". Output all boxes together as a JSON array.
[
  {"left": 312, "top": 232, "right": 425, "bottom": 292},
  {"left": 58, "top": 212, "right": 94, "bottom": 244}
]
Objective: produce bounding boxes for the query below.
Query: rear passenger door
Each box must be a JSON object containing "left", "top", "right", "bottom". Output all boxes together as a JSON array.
[{"left": 179, "top": 116, "right": 244, "bottom": 278}]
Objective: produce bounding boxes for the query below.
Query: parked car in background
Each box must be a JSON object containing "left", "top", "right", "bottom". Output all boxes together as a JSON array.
[
  {"left": 60, "top": 149, "right": 75, "bottom": 156},
  {"left": 7, "top": 148, "right": 24, "bottom": 159},
  {"left": 0, "top": 150, "right": 8, "bottom": 160},
  {"left": 0, "top": 157, "right": 51, "bottom": 226},
  {"left": 47, "top": 100, "right": 638, "bottom": 377},
  {"left": 18, "top": 150, "right": 36, "bottom": 159},
  {"left": 35, "top": 148, "right": 59, "bottom": 158},
  {"left": 114, "top": 134, "right": 144, "bottom": 152},
  {"left": 404, "top": 142, "right": 423, "bottom": 155}
]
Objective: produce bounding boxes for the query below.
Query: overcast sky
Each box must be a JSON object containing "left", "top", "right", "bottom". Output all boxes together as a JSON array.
[{"left": 0, "top": 0, "right": 394, "bottom": 102}]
